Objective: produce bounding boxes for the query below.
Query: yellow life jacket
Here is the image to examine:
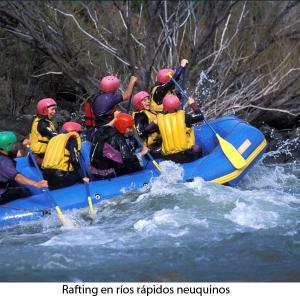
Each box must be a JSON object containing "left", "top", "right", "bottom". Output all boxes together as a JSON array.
[
  {"left": 149, "top": 85, "right": 173, "bottom": 113},
  {"left": 29, "top": 116, "right": 56, "bottom": 155},
  {"left": 157, "top": 110, "right": 195, "bottom": 155},
  {"left": 132, "top": 110, "right": 161, "bottom": 146},
  {"left": 41, "top": 132, "right": 82, "bottom": 172}
]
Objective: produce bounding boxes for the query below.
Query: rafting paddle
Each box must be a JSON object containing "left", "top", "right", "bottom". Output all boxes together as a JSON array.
[
  {"left": 27, "top": 147, "right": 72, "bottom": 226},
  {"left": 84, "top": 181, "right": 94, "bottom": 217},
  {"left": 131, "top": 133, "right": 161, "bottom": 173},
  {"left": 79, "top": 154, "right": 94, "bottom": 218},
  {"left": 167, "top": 73, "right": 247, "bottom": 170}
]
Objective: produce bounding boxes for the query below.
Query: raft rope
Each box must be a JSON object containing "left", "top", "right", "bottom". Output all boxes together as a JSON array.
[{"left": 0, "top": 205, "right": 51, "bottom": 216}]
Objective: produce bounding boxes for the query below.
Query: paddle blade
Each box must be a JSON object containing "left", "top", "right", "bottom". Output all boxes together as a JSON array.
[
  {"left": 87, "top": 196, "right": 94, "bottom": 217},
  {"left": 55, "top": 206, "right": 74, "bottom": 228},
  {"left": 216, "top": 134, "right": 247, "bottom": 169}
]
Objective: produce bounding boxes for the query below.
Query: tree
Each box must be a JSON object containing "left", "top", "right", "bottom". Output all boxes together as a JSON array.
[{"left": 0, "top": 0, "right": 299, "bottom": 128}]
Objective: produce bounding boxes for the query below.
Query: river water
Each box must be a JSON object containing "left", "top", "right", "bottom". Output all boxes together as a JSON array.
[{"left": 0, "top": 148, "right": 299, "bottom": 282}]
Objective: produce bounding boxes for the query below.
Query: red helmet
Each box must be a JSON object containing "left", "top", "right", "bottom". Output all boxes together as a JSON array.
[
  {"left": 163, "top": 95, "right": 180, "bottom": 113},
  {"left": 114, "top": 113, "right": 134, "bottom": 134},
  {"left": 37, "top": 98, "right": 57, "bottom": 116},
  {"left": 99, "top": 76, "right": 120, "bottom": 93},
  {"left": 132, "top": 91, "right": 150, "bottom": 110},
  {"left": 156, "top": 68, "right": 175, "bottom": 84},
  {"left": 62, "top": 121, "right": 82, "bottom": 133}
]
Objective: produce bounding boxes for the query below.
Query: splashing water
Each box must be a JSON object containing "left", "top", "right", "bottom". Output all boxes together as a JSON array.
[
  {"left": 263, "top": 134, "right": 300, "bottom": 162},
  {"left": 193, "top": 70, "right": 216, "bottom": 104},
  {"left": 0, "top": 146, "right": 300, "bottom": 282}
]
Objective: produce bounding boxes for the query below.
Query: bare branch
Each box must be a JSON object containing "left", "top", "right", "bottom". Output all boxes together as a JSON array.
[
  {"left": 229, "top": 105, "right": 299, "bottom": 117},
  {"left": 31, "top": 71, "right": 63, "bottom": 78}
]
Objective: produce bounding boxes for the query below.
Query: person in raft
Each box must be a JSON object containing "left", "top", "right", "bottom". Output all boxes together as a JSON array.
[
  {"left": 155, "top": 94, "right": 204, "bottom": 163},
  {"left": 92, "top": 75, "right": 137, "bottom": 128},
  {"left": 29, "top": 98, "right": 58, "bottom": 165},
  {"left": 41, "top": 122, "right": 89, "bottom": 190},
  {"left": 89, "top": 112, "right": 149, "bottom": 179},
  {"left": 149, "top": 58, "right": 189, "bottom": 113},
  {"left": 132, "top": 91, "right": 161, "bottom": 152},
  {"left": 0, "top": 131, "right": 48, "bottom": 204}
]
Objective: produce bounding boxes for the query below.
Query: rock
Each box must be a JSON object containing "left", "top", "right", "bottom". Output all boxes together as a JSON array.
[
  {"left": 290, "top": 127, "right": 300, "bottom": 139},
  {"left": 260, "top": 126, "right": 300, "bottom": 164}
]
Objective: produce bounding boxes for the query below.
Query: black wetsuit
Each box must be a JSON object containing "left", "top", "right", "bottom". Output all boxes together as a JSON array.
[
  {"left": 90, "top": 126, "right": 143, "bottom": 179},
  {"left": 37, "top": 118, "right": 57, "bottom": 139},
  {"left": 150, "top": 66, "right": 185, "bottom": 108},
  {"left": 134, "top": 112, "right": 159, "bottom": 140}
]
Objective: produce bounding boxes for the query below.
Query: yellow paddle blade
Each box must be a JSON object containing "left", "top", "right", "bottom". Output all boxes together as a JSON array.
[
  {"left": 55, "top": 206, "right": 74, "bottom": 227},
  {"left": 216, "top": 134, "right": 247, "bottom": 169},
  {"left": 152, "top": 160, "right": 162, "bottom": 172},
  {"left": 87, "top": 196, "right": 94, "bottom": 217}
]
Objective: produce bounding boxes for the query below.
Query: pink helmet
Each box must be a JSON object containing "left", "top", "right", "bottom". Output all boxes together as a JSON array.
[
  {"left": 37, "top": 98, "right": 57, "bottom": 116},
  {"left": 132, "top": 91, "right": 150, "bottom": 110},
  {"left": 156, "top": 68, "right": 175, "bottom": 84},
  {"left": 163, "top": 95, "right": 181, "bottom": 113},
  {"left": 99, "top": 76, "right": 120, "bottom": 93},
  {"left": 62, "top": 121, "right": 82, "bottom": 133},
  {"left": 115, "top": 113, "right": 134, "bottom": 134}
]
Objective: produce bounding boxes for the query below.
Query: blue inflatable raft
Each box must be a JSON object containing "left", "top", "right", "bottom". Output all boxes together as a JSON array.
[{"left": 0, "top": 116, "right": 267, "bottom": 227}]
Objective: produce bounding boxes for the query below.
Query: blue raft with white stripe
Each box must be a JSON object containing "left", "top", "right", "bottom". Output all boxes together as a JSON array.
[{"left": 0, "top": 116, "right": 267, "bottom": 227}]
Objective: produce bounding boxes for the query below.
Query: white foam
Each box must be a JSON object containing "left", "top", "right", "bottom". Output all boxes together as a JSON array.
[
  {"left": 183, "top": 176, "right": 206, "bottom": 192},
  {"left": 225, "top": 201, "right": 279, "bottom": 229},
  {"left": 133, "top": 161, "right": 185, "bottom": 200},
  {"left": 240, "top": 163, "right": 300, "bottom": 190},
  {"left": 150, "top": 161, "right": 183, "bottom": 191},
  {"left": 283, "top": 229, "right": 298, "bottom": 236},
  {"left": 133, "top": 219, "right": 158, "bottom": 234},
  {"left": 134, "top": 207, "right": 207, "bottom": 237},
  {"left": 41, "top": 226, "right": 114, "bottom": 246}
]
